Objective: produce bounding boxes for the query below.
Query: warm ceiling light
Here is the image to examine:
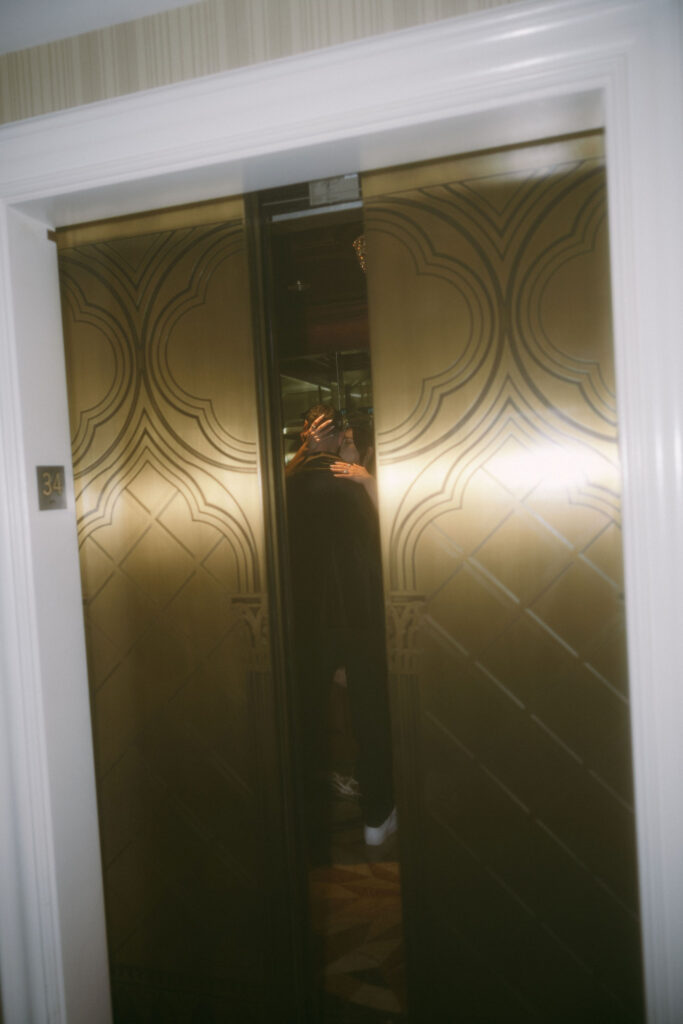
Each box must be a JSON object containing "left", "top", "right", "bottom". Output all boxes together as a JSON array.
[{"left": 352, "top": 234, "right": 367, "bottom": 273}]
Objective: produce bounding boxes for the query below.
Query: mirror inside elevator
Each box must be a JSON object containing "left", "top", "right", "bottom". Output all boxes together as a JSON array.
[{"left": 258, "top": 179, "right": 408, "bottom": 1023}]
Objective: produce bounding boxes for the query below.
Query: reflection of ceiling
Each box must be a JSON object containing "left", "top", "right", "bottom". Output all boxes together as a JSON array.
[
  {"left": 266, "top": 188, "right": 374, "bottom": 430},
  {"left": 280, "top": 353, "right": 371, "bottom": 392},
  {"left": 279, "top": 352, "right": 373, "bottom": 433},
  {"left": 271, "top": 210, "right": 368, "bottom": 359}
]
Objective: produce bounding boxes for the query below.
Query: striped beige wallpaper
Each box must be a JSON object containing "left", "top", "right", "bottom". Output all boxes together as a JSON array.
[{"left": 0, "top": 0, "right": 524, "bottom": 126}]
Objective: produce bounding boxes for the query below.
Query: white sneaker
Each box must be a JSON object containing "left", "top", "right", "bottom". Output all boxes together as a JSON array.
[{"left": 363, "top": 806, "right": 397, "bottom": 846}]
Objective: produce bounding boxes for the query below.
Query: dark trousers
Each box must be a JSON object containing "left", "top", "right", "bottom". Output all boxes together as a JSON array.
[{"left": 296, "top": 625, "right": 394, "bottom": 845}]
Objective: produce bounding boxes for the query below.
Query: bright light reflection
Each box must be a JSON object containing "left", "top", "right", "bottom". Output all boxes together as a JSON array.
[
  {"left": 375, "top": 442, "right": 611, "bottom": 513},
  {"left": 491, "top": 443, "right": 607, "bottom": 493}
]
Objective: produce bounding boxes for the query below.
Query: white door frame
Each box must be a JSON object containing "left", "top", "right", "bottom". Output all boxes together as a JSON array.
[{"left": 0, "top": 1, "right": 681, "bottom": 1021}]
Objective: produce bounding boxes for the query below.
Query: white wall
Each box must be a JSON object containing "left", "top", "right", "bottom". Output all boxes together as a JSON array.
[{"left": 0, "top": 209, "right": 111, "bottom": 1023}]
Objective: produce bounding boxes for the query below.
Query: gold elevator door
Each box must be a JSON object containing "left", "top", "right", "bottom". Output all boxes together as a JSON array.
[
  {"left": 363, "top": 136, "right": 644, "bottom": 1022},
  {"left": 57, "top": 202, "right": 297, "bottom": 1023},
  {"left": 57, "top": 138, "right": 645, "bottom": 1022}
]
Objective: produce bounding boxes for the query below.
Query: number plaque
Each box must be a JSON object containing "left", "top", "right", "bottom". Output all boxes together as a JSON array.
[{"left": 37, "top": 466, "right": 67, "bottom": 510}]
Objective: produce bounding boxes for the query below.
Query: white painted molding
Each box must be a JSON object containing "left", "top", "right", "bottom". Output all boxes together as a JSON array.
[
  {"left": 0, "top": 0, "right": 681, "bottom": 1021},
  {"left": 0, "top": 205, "right": 113, "bottom": 1024},
  {"left": 0, "top": 0, "right": 631, "bottom": 224},
  {"left": 0, "top": 207, "right": 64, "bottom": 1024},
  {"left": 603, "top": 4, "right": 683, "bottom": 1021}
]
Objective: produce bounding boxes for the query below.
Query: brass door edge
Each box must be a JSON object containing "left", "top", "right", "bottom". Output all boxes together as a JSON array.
[
  {"left": 55, "top": 194, "right": 245, "bottom": 247},
  {"left": 362, "top": 130, "right": 605, "bottom": 199}
]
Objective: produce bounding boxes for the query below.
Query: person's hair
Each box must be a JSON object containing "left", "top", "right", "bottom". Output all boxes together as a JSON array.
[
  {"left": 304, "top": 403, "right": 343, "bottom": 432},
  {"left": 348, "top": 414, "right": 376, "bottom": 470}
]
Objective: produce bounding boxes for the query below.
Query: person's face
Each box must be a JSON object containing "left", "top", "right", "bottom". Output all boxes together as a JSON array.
[
  {"left": 305, "top": 419, "right": 342, "bottom": 454},
  {"left": 338, "top": 427, "right": 360, "bottom": 464}
]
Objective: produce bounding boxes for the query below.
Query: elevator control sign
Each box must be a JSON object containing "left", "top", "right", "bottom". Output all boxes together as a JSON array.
[{"left": 37, "top": 466, "right": 67, "bottom": 510}]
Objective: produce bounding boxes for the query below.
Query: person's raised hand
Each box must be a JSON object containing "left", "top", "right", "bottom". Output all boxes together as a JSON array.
[{"left": 303, "top": 413, "right": 334, "bottom": 450}]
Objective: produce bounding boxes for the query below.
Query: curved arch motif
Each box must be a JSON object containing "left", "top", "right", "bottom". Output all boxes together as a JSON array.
[
  {"left": 510, "top": 165, "right": 616, "bottom": 427},
  {"left": 59, "top": 263, "right": 137, "bottom": 464},
  {"left": 385, "top": 373, "right": 620, "bottom": 592},
  {"left": 145, "top": 227, "right": 256, "bottom": 462},
  {"left": 366, "top": 199, "right": 500, "bottom": 456},
  {"left": 75, "top": 411, "right": 260, "bottom": 592},
  {"left": 366, "top": 151, "right": 622, "bottom": 593},
  {"left": 367, "top": 156, "right": 616, "bottom": 468},
  {"left": 58, "top": 211, "right": 275, "bottom": 1016},
  {"left": 60, "top": 222, "right": 258, "bottom": 477},
  {"left": 366, "top": 143, "right": 640, "bottom": 1021},
  {"left": 61, "top": 218, "right": 264, "bottom": 597}
]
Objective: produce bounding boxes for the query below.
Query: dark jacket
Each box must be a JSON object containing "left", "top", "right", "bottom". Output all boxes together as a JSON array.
[{"left": 286, "top": 453, "right": 385, "bottom": 633}]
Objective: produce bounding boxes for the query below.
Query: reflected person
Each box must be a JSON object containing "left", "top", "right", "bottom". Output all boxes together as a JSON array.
[
  {"left": 331, "top": 417, "right": 377, "bottom": 507},
  {"left": 286, "top": 403, "right": 396, "bottom": 853}
]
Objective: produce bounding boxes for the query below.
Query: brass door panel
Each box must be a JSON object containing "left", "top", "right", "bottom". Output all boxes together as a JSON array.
[
  {"left": 58, "top": 206, "right": 293, "bottom": 1022},
  {"left": 363, "top": 137, "right": 643, "bottom": 1022}
]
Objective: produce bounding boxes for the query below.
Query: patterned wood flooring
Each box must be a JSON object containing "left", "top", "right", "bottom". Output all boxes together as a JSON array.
[{"left": 309, "top": 787, "right": 408, "bottom": 1023}]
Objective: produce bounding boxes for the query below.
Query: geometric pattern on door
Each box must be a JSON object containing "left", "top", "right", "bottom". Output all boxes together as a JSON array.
[
  {"left": 364, "top": 137, "right": 644, "bottom": 1022},
  {"left": 59, "top": 214, "right": 275, "bottom": 1022}
]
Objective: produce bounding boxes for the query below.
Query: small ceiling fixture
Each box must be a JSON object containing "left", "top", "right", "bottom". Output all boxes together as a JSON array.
[{"left": 352, "top": 235, "right": 367, "bottom": 273}]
